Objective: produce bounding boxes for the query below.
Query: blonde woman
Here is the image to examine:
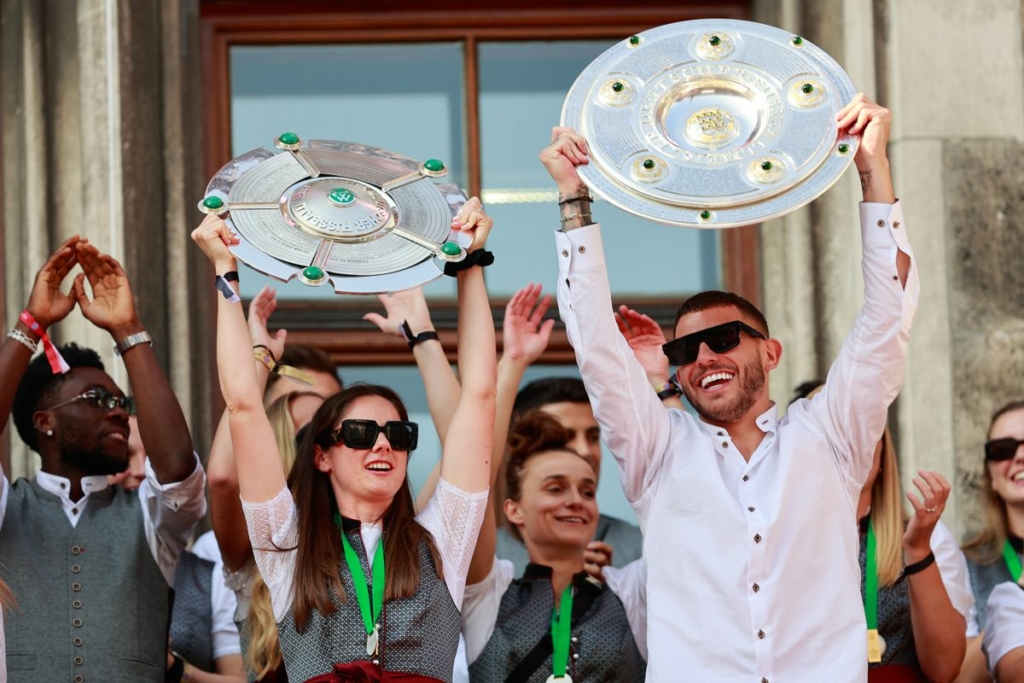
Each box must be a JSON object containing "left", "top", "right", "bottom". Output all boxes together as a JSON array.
[{"left": 797, "top": 383, "right": 973, "bottom": 682}]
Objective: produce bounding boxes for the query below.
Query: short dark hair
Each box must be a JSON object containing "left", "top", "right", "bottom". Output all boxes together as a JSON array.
[
  {"left": 673, "top": 291, "right": 769, "bottom": 338},
  {"left": 265, "top": 344, "right": 341, "bottom": 392},
  {"left": 513, "top": 377, "right": 590, "bottom": 417},
  {"left": 12, "top": 343, "right": 105, "bottom": 452}
]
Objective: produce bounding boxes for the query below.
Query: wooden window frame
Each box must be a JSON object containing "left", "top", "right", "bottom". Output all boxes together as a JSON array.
[{"left": 200, "top": 0, "right": 759, "bottom": 365}]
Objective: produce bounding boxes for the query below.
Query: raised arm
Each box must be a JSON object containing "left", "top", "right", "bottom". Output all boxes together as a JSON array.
[
  {"left": 191, "top": 215, "right": 286, "bottom": 504},
  {"left": 208, "top": 286, "right": 285, "bottom": 570},
  {"left": 73, "top": 241, "right": 194, "bottom": 482},
  {"left": 437, "top": 197, "right": 497, "bottom": 495},
  {"left": 902, "top": 471, "right": 967, "bottom": 682},
  {"left": 0, "top": 236, "right": 81, "bottom": 443}
]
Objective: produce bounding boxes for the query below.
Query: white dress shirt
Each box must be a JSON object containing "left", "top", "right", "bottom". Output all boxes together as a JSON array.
[
  {"left": 556, "top": 202, "right": 919, "bottom": 683},
  {"left": 983, "top": 581, "right": 1024, "bottom": 674},
  {"left": 189, "top": 530, "right": 242, "bottom": 659},
  {"left": 0, "top": 455, "right": 207, "bottom": 586}
]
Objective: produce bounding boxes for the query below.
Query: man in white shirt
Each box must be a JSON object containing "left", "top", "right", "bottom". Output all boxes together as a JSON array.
[
  {"left": 540, "top": 95, "right": 919, "bottom": 682},
  {"left": 0, "top": 237, "right": 206, "bottom": 683}
]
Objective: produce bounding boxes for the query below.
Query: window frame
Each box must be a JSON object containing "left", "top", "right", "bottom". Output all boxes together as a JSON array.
[{"left": 200, "top": 0, "right": 759, "bottom": 364}]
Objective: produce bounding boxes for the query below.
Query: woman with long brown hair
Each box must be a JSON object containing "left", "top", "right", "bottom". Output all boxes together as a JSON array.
[{"left": 192, "top": 198, "right": 497, "bottom": 683}]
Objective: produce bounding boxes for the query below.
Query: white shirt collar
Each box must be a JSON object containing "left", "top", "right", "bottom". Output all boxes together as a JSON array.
[
  {"left": 35, "top": 469, "right": 110, "bottom": 500},
  {"left": 695, "top": 403, "right": 779, "bottom": 439}
]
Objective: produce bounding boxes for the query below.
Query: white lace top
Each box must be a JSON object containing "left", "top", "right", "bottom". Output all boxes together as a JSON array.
[{"left": 241, "top": 478, "right": 488, "bottom": 622}]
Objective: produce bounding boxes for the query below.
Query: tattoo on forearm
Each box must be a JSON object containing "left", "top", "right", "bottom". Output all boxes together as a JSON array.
[
  {"left": 558, "top": 182, "right": 591, "bottom": 203},
  {"left": 859, "top": 170, "right": 872, "bottom": 194}
]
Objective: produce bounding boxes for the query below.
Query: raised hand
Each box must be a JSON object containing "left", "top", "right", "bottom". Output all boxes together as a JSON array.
[
  {"left": 540, "top": 126, "right": 590, "bottom": 196},
  {"left": 502, "top": 283, "right": 554, "bottom": 366},
  {"left": 451, "top": 196, "right": 493, "bottom": 253},
  {"left": 584, "top": 540, "right": 614, "bottom": 582},
  {"left": 190, "top": 214, "right": 239, "bottom": 271},
  {"left": 248, "top": 285, "right": 286, "bottom": 359},
  {"left": 25, "top": 235, "right": 83, "bottom": 330},
  {"left": 903, "top": 469, "right": 951, "bottom": 562},
  {"left": 72, "top": 242, "right": 139, "bottom": 333},
  {"left": 836, "top": 94, "right": 895, "bottom": 204},
  {"left": 363, "top": 287, "right": 433, "bottom": 339},
  {"left": 616, "top": 305, "right": 670, "bottom": 384}
]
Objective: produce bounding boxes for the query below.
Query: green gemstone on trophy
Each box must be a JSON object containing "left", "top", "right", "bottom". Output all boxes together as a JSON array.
[
  {"left": 202, "top": 196, "right": 224, "bottom": 210},
  {"left": 612, "top": 81, "right": 624, "bottom": 92},
  {"left": 424, "top": 159, "right": 445, "bottom": 172},
  {"left": 440, "top": 241, "right": 461, "bottom": 257},
  {"left": 302, "top": 266, "right": 324, "bottom": 281},
  {"left": 700, "top": 210, "right": 711, "bottom": 220},
  {"left": 838, "top": 143, "right": 850, "bottom": 154},
  {"left": 801, "top": 83, "right": 814, "bottom": 94},
  {"left": 709, "top": 35, "right": 721, "bottom": 46},
  {"left": 642, "top": 159, "right": 655, "bottom": 170},
  {"left": 629, "top": 35, "right": 640, "bottom": 45},
  {"left": 761, "top": 161, "right": 773, "bottom": 171},
  {"left": 328, "top": 187, "right": 356, "bottom": 206},
  {"left": 278, "top": 132, "right": 300, "bottom": 145},
  {"left": 792, "top": 36, "right": 804, "bottom": 45}
]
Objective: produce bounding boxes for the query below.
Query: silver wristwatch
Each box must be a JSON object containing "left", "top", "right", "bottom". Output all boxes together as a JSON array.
[{"left": 113, "top": 330, "right": 153, "bottom": 357}]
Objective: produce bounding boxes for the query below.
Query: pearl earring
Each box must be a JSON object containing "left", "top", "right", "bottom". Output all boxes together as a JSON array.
[{"left": 46, "top": 429, "right": 53, "bottom": 437}]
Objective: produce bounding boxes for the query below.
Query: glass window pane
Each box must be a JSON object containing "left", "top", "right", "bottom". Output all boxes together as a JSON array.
[
  {"left": 478, "top": 41, "right": 721, "bottom": 299},
  {"left": 229, "top": 43, "right": 466, "bottom": 301}
]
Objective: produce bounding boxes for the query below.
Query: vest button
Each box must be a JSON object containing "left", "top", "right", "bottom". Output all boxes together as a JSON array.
[
  {"left": 75, "top": 677, "right": 83, "bottom": 683},
  {"left": 71, "top": 546, "right": 82, "bottom": 555},
  {"left": 71, "top": 564, "right": 81, "bottom": 573},
  {"left": 73, "top": 600, "right": 82, "bottom": 609},
  {"left": 73, "top": 618, "right": 82, "bottom": 627},
  {"left": 74, "top": 637, "right": 82, "bottom": 646},
  {"left": 73, "top": 656, "right": 83, "bottom": 665},
  {"left": 72, "top": 583, "right": 82, "bottom": 591}
]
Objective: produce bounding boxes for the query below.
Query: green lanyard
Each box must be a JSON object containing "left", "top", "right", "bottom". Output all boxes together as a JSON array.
[
  {"left": 1003, "top": 539, "right": 1023, "bottom": 582},
  {"left": 865, "top": 519, "right": 882, "bottom": 663},
  {"left": 550, "top": 583, "right": 575, "bottom": 680},
  {"left": 336, "top": 513, "right": 385, "bottom": 656}
]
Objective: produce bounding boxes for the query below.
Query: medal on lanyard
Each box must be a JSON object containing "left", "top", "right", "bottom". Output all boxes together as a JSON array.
[
  {"left": 547, "top": 583, "right": 575, "bottom": 683},
  {"left": 1003, "top": 539, "right": 1023, "bottom": 582},
  {"left": 336, "top": 514, "right": 386, "bottom": 657},
  {"left": 865, "top": 519, "right": 886, "bottom": 663}
]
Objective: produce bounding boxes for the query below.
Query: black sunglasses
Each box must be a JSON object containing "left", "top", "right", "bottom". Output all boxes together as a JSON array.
[
  {"left": 985, "top": 437, "right": 1024, "bottom": 462},
  {"left": 49, "top": 388, "right": 136, "bottom": 415},
  {"left": 662, "top": 320, "right": 766, "bottom": 366},
  {"left": 317, "top": 419, "right": 418, "bottom": 452}
]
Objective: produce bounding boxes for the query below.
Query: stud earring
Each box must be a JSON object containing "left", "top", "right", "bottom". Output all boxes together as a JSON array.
[
  {"left": 46, "top": 429, "right": 53, "bottom": 437},
  {"left": 319, "top": 465, "right": 328, "bottom": 472}
]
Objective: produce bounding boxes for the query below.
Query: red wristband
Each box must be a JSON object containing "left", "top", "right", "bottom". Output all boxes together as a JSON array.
[{"left": 19, "top": 310, "right": 69, "bottom": 374}]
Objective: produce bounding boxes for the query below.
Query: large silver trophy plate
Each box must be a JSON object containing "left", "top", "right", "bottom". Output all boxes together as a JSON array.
[
  {"left": 561, "top": 19, "right": 859, "bottom": 228},
  {"left": 199, "top": 135, "right": 470, "bottom": 294}
]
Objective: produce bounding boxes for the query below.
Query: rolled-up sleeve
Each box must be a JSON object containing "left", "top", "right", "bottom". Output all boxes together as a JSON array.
[{"left": 140, "top": 453, "right": 208, "bottom": 586}]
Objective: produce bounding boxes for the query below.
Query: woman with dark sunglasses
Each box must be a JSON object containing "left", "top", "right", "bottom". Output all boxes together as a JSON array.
[
  {"left": 960, "top": 401, "right": 1024, "bottom": 681},
  {"left": 191, "top": 197, "right": 497, "bottom": 683}
]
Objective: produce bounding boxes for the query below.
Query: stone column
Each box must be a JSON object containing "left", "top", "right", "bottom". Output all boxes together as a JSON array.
[{"left": 0, "top": 0, "right": 213, "bottom": 479}]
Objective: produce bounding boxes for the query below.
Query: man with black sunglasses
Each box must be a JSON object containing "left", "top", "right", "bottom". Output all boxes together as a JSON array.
[
  {"left": 540, "top": 94, "right": 918, "bottom": 682},
  {"left": 0, "top": 237, "right": 206, "bottom": 683}
]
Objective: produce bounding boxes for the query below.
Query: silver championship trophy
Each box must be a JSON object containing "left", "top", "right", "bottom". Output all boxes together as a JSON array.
[
  {"left": 199, "top": 135, "right": 470, "bottom": 294},
  {"left": 561, "top": 19, "right": 859, "bottom": 228}
]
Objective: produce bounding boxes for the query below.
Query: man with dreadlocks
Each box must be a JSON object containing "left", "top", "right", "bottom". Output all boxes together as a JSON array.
[{"left": 0, "top": 236, "right": 206, "bottom": 683}]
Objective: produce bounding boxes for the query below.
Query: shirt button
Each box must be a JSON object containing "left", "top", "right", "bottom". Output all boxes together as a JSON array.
[
  {"left": 72, "top": 583, "right": 82, "bottom": 592},
  {"left": 578, "top": 246, "right": 586, "bottom": 254},
  {"left": 71, "top": 565, "right": 81, "bottom": 573},
  {"left": 74, "top": 637, "right": 82, "bottom": 646},
  {"left": 72, "top": 508, "right": 78, "bottom": 515},
  {"left": 717, "top": 431, "right": 725, "bottom": 436},
  {"left": 893, "top": 221, "right": 901, "bottom": 229},
  {"left": 754, "top": 534, "right": 762, "bottom": 543},
  {"left": 877, "top": 219, "right": 885, "bottom": 228},
  {"left": 742, "top": 475, "right": 749, "bottom": 482},
  {"left": 763, "top": 679, "right": 769, "bottom": 683},
  {"left": 753, "top": 583, "right": 760, "bottom": 592},
  {"left": 758, "top": 629, "right": 766, "bottom": 639},
  {"left": 721, "top": 442, "right": 729, "bottom": 448},
  {"left": 561, "top": 249, "right": 569, "bottom": 257},
  {"left": 748, "top": 506, "right": 755, "bottom": 512}
]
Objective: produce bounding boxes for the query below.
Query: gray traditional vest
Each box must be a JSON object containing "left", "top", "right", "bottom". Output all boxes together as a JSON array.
[
  {"left": 276, "top": 522, "right": 459, "bottom": 682},
  {"left": 468, "top": 565, "right": 646, "bottom": 683},
  {"left": 0, "top": 477, "right": 170, "bottom": 683},
  {"left": 965, "top": 537, "right": 1019, "bottom": 630},
  {"left": 170, "top": 550, "right": 215, "bottom": 673},
  {"left": 858, "top": 530, "right": 920, "bottom": 670}
]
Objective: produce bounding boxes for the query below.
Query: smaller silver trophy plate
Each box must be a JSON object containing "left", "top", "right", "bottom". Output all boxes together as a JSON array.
[
  {"left": 561, "top": 19, "right": 860, "bottom": 228},
  {"left": 199, "top": 135, "right": 469, "bottom": 294}
]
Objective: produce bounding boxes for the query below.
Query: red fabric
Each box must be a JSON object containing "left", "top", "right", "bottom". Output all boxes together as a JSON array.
[
  {"left": 868, "top": 664, "right": 928, "bottom": 683},
  {"left": 303, "top": 661, "right": 444, "bottom": 683}
]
